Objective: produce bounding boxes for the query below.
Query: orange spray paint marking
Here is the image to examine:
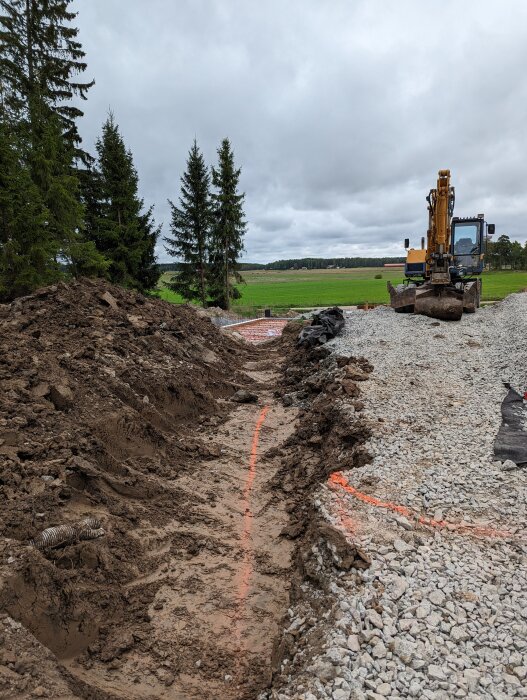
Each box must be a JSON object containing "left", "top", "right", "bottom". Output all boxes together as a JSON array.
[
  {"left": 328, "top": 472, "right": 516, "bottom": 540},
  {"left": 235, "top": 405, "right": 270, "bottom": 646}
]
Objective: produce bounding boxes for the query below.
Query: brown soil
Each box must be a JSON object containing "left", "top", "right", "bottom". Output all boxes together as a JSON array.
[{"left": 0, "top": 281, "right": 371, "bottom": 699}]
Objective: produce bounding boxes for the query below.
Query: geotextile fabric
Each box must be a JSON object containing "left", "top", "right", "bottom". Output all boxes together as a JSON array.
[
  {"left": 298, "top": 307, "right": 345, "bottom": 347},
  {"left": 494, "top": 387, "right": 527, "bottom": 466}
]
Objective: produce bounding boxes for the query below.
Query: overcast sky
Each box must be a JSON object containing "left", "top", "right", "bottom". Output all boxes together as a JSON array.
[{"left": 73, "top": 0, "right": 527, "bottom": 263}]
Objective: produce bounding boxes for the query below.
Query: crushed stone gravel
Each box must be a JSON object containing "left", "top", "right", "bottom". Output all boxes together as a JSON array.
[{"left": 267, "top": 294, "right": 527, "bottom": 700}]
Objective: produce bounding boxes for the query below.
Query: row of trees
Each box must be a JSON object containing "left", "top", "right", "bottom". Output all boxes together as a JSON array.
[
  {"left": 487, "top": 235, "right": 527, "bottom": 270},
  {"left": 0, "top": 0, "right": 159, "bottom": 301},
  {"left": 266, "top": 256, "right": 406, "bottom": 270},
  {"left": 1, "top": 0, "right": 246, "bottom": 308},
  {"left": 164, "top": 139, "right": 246, "bottom": 309}
]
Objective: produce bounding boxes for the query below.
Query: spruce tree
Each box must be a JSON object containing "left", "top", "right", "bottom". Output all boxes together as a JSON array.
[
  {"left": 0, "top": 0, "right": 106, "bottom": 297},
  {"left": 0, "top": 123, "right": 60, "bottom": 301},
  {"left": 209, "top": 138, "right": 246, "bottom": 309},
  {"left": 165, "top": 140, "right": 211, "bottom": 306},
  {"left": 0, "top": 0, "right": 94, "bottom": 157},
  {"left": 85, "top": 113, "right": 160, "bottom": 291}
]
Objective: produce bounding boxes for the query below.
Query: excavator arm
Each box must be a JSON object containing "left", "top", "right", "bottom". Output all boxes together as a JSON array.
[{"left": 426, "top": 169, "right": 455, "bottom": 284}]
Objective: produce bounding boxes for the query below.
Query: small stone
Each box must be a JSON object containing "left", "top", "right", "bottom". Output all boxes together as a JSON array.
[
  {"left": 372, "top": 641, "right": 387, "bottom": 659},
  {"left": 32, "top": 688, "right": 48, "bottom": 698},
  {"left": 349, "top": 690, "right": 366, "bottom": 700},
  {"left": 231, "top": 389, "right": 258, "bottom": 403},
  {"left": 393, "top": 538, "right": 412, "bottom": 553},
  {"left": 155, "top": 668, "right": 174, "bottom": 686},
  {"left": 347, "top": 634, "right": 360, "bottom": 652},
  {"left": 409, "top": 680, "right": 422, "bottom": 697},
  {"left": 428, "top": 664, "right": 446, "bottom": 681},
  {"left": 463, "top": 669, "right": 480, "bottom": 692},
  {"left": 501, "top": 459, "right": 518, "bottom": 471},
  {"left": 367, "top": 609, "right": 383, "bottom": 629},
  {"left": 391, "top": 638, "right": 415, "bottom": 664},
  {"left": 376, "top": 683, "right": 391, "bottom": 696},
  {"left": 415, "top": 605, "right": 430, "bottom": 620},
  {"left": 429, "top": 590, "right": 446, "bottom": 606},
  {"left": 427, "top": 612, "right": 442, "bottom": 627},
  {"left": 450, "top": 626, "right": 469, "bottom": 643},
  {"left": 127, "top": 314, "right": 148, "bottom": 330},
  {"left": 31, "top": 382, "right": 50, "bottom": 398},
  {"left": 513, "top": 666, "right": 527, "bottom": 680},
  {"left": 100, "top": 291, "right": 119, "bottom": 310},
  {"left": 394, "top": 515, "right": 413, "bottom": 530},
  {"left": 333, "top": 690, "right": 350, "bottom": 700},
  {"left": 503, "top": 673, "right": 520, "bottom": 686},
  {"left": 49, "top": 383, "right": 73, "bottom": 411},
  {"left": 387, "top": 575, "right": 407, "bottom": 601}
]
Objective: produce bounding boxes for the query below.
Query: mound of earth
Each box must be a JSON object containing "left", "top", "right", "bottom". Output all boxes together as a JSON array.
[
  {"left": 0, "top": 279, "right": 256, "bottom": 698},
  {"left": 0, "top": 283, "right": 372, "bottom": 700}
]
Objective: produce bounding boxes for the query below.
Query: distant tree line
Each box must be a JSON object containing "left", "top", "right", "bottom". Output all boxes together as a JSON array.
[
  {"left": 160, "top": 257, "right": 406, "bottom": 272},
  {"left": 486, "top": 235, "right": 527, "bottom": 270},
  {"left": 265, "top": 256, "right": 406, "bottom": 270},
  {"left": 0, "top": 0, "right": 160, "bottom": 302}
]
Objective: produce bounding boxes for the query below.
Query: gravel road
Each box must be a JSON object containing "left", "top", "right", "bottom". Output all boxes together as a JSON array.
[{"left": 271, "top": 294, "right": 527, "bottom": 700}]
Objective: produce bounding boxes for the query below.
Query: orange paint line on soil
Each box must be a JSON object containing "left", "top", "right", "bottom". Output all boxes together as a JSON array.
[
  {"left": 328, "top": 471, "right": 515, "bottom": 540},
  {"left": 235, "top": 405, "right": 270, "bottom": 647}
]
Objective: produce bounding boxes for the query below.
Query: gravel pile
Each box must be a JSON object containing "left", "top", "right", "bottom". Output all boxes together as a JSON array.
[{"left": 270, "top": 294, "right": 527, "bottom": 700}]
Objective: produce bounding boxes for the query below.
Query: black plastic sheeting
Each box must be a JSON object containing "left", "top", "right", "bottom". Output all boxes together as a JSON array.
[
  {"left": 298, "top": 306, "right": 345, "bottom": 347},
  {"left": 494, "top": 387, "right": 527, "bottom": 466}
]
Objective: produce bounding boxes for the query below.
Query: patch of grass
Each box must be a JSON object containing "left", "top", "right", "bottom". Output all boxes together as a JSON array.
[{"left": 158, "top": 268, "right": 527, "bottom": 312}]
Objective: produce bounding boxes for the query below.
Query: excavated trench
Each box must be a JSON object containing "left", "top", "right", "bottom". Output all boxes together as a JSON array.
[{"left": 0, "top": 283, "right": 372, "bottom": 700}]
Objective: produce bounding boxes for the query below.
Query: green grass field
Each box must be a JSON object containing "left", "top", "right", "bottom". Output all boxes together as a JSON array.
[{"left": 157, "top": 268, "right": 527, "bottom": 313}]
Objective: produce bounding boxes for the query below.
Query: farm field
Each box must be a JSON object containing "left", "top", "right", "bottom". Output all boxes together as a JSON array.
[{"left": 157, "top": 268, "right": 527, "bottom": 312}]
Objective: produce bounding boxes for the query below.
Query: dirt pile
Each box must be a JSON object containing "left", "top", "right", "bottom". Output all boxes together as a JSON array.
[
  {"left": 0, "top": 290, "right": 374, "bottom": 700},
  {"left": 0, "top": 278, "right": 255, "bottom": 698}
]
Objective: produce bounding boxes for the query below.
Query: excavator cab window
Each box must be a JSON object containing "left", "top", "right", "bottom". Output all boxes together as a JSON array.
[
  {"left": 451, "top": 219, "right": 484, "bottom": 273},
  {"left": 453, "top": 223, "right": 479, "bottom": 254}
]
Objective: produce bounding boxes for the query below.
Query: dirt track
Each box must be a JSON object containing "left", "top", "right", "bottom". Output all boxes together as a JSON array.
[{"left": 0, "top": 281, "right": 370, "bottom": 699}]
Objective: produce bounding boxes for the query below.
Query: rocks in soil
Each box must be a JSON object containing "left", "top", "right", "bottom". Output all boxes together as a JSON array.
[
  {"left": 231, "top": 389, "right": 259, "bottom": 403},
  {"left": 48, "top": 383, "right": 73, "bottom": 411}
]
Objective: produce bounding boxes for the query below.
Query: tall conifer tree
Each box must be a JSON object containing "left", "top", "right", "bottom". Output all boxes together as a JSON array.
[
  {"left": 84, "top": 113, "right": 160, "bottom": 291},
  {"left": 0, "top": 123, "right": 59, "bottom": 301},
  {"left": 209, "top": 138, "right": 246, "bottom": 309},
  {"left": 0, "top": 0, "right": 94, "bottom": 156},
  {"left": 165, "top": 140, "right": 211, "bottom": 306},
  {"left": 0, "top": 0, "right": 107, "bottom": 296}
]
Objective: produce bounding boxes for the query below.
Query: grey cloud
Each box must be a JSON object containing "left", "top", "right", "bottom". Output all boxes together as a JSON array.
[{"left": 73, "top": 0, "right": 527, "bottom": 263}]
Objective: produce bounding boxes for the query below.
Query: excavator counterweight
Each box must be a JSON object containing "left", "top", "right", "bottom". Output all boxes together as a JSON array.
[{"left": 388, "top": 170, "right": 493, "bottom": 321}]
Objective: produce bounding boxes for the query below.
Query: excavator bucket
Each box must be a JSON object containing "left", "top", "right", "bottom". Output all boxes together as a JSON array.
[
  {"left": 462, "top": 280, "right": 479, "bottom": 313},
  {"left": 387, "top": 281, "right": 464, "bottom": 321},
  {"left": 413, "top": 285, "right": 463, "bottom": 321},
  {"left": 387, "top": 282, "right": 416, "bottom": 313}
]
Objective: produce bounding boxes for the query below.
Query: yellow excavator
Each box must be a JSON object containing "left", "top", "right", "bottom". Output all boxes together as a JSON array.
[{"left": 388, "top": 169, "right": 495, "bottom": 321}]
